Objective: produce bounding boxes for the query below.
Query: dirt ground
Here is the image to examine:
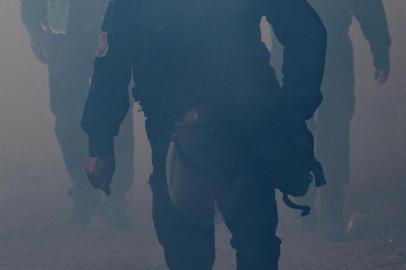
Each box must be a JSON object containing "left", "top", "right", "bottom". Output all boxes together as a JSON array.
[{"left": 0, "top": 213, "right": 405, "bottom": 270}]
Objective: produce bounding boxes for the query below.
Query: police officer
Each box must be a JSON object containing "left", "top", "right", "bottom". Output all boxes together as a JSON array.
[
  {"left": 82, "top": 0, "right": 326, "bottom": 269},
  {"left": 20, "top": 0, "right": 135, "bottom": 227},
  {"left": 311, "top": 0, "right": 391, "bottom": 239},
  {"left": 268, "top": 0, "right": 391, "bottom": 238}
]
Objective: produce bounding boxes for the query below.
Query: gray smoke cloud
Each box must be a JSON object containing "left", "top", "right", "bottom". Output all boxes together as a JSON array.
[{"left": 0, "top": 0, "right": 405, "bottom": 269}]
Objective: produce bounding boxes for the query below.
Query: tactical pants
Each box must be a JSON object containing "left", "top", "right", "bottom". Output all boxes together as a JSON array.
[
  {"left": 47, "top": 35, "right": 134, "bottom": 215},
  {"left": 145, "top": 111, "right": 280, "bottom": 270}
]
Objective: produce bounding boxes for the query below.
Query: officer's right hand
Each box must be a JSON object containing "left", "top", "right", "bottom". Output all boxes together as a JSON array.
[{"left": 85, "top": 156, "right": 115, "bottom": 196}]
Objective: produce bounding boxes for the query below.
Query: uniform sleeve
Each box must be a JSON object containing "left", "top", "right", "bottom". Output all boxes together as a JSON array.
[
  {"left": 265, "top": 0, "right": 327, "bottom": 120},
  {"left": 81, "top": 1, "right": 134, "bottom": 156},
  {"left": 352, "top": 0, "right": 391, "bottom": 71},
  {"left": 20, "top": 0, "right": 48, "bottom": 34}
]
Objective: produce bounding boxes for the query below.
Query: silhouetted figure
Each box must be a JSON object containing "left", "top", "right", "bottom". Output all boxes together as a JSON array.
[
  {"left": 270, "top": 0, "right": 391, "bottom": 239},
  {"left": 311, "top": 0, "right": 391, "bottom": 239},
  {"left": 82, "top": 0, "right": 326, "bottom": 269},
  {"left": 20, "top": 0, "right": 135, "bottom": 227}
]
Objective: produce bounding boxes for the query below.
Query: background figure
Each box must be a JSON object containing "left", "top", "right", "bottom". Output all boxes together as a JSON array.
[
  {"left": 270, "top": 0, "right": 391, "bottom": 238},
  {"left": 20, "top": 0, "right": 135, "bottom": 227}
]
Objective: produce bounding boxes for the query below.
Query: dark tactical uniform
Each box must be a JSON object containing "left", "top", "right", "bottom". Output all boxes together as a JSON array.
[
  {"left": 271, "top": 0, "right": 391, "bottom": 231},
  {"left": 82, "top": 0, "right": 326, "bottom": 269},
  {"left": 21, "top": 0, "right": 135, "bottom": 225}
]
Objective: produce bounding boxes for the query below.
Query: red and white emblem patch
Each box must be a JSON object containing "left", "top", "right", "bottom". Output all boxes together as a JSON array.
[{"left": 96, "top": 31, "right": 109, "bottom": 58}]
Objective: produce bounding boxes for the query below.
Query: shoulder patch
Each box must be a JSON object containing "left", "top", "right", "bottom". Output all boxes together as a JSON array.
[{"left": 96, "top": 31, "right": 109, "bottom": 58}]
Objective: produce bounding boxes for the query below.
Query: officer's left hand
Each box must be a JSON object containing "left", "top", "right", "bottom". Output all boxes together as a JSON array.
[
  {"left": 85, "top": 156, "right": 115, "bottom": 196},
  {"left": 375, "top": 68, "right": 390, "bottom": 86}
]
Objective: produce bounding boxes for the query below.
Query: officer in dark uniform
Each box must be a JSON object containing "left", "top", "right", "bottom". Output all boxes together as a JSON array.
[
  {"left": 311, "top": 0, "right": 391, "bottom": 238},
  {"left": 267, "top": 0, "right": 391, "bottom": 238},
  {"left": 20, "top": 0, "right": 135, "bottom": 227},
  {"left": 82, "top": 0, "right": 326, "bottom": 269}
]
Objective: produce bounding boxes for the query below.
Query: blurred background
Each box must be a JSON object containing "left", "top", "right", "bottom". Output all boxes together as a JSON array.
[{"left": 0, "top": 0, "right": 405, "bottom": 269}]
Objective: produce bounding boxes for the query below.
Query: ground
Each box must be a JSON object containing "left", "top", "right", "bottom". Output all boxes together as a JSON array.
[{"left": 0, "top": 207, "right": 405, "bottom": 270}]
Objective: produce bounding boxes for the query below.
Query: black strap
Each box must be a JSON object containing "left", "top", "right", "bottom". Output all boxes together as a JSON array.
[{"left": 282, "top": 192, "right": 311, "bottom": 217}]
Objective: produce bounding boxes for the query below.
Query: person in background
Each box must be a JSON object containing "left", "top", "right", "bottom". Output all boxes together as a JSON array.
[
  {"left": 270, "top": 0, "right": 391, "bottom": 240},
  {"left": 20, "top": 0, "right": 135, "bottom": 228}
]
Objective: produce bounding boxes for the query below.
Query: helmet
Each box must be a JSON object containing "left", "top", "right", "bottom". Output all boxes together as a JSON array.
[{"left": 166, "top": 107, "right": 226, "bottom": 224}]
